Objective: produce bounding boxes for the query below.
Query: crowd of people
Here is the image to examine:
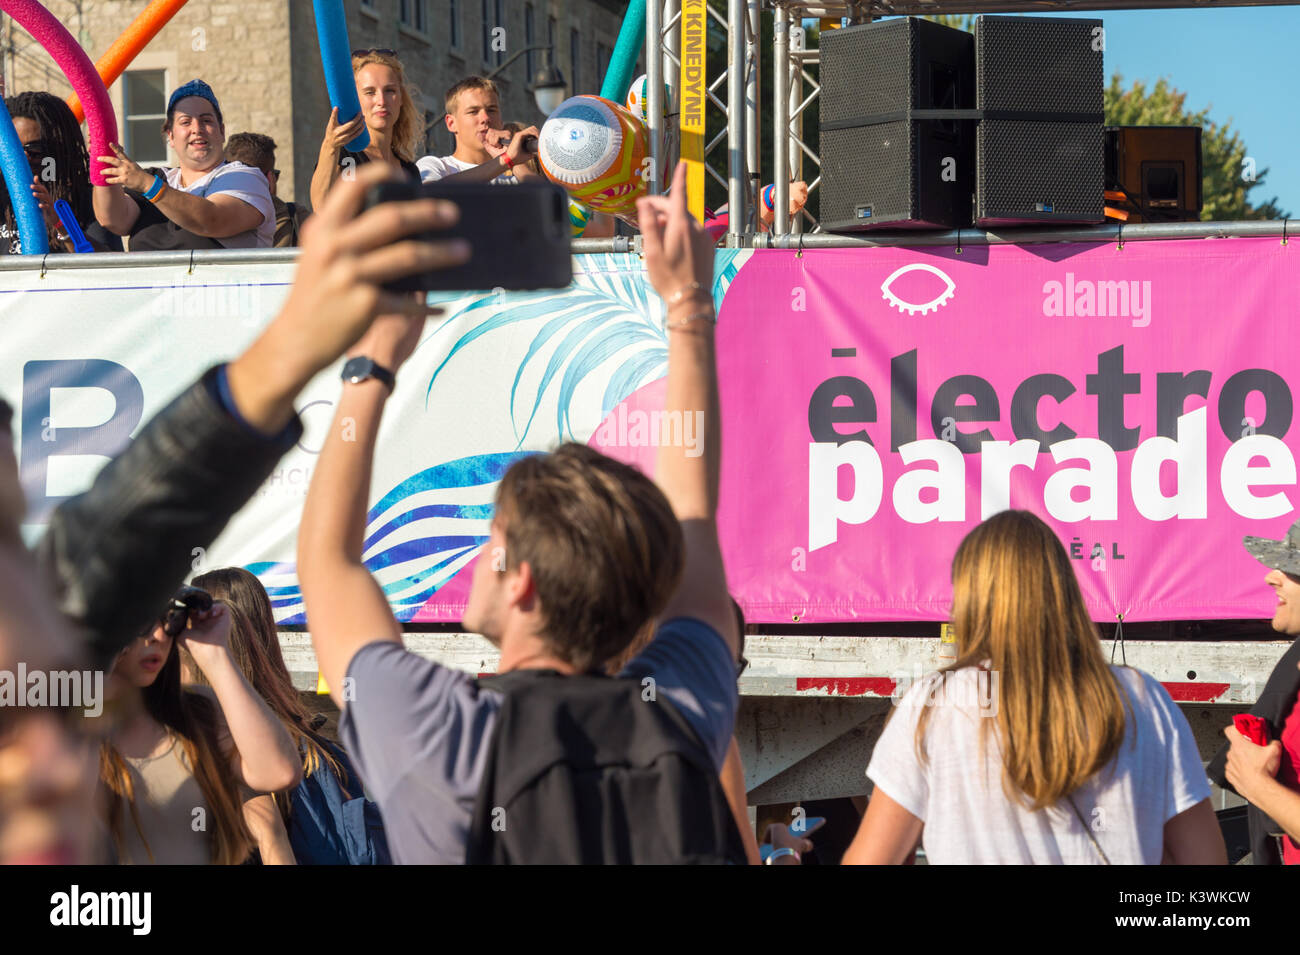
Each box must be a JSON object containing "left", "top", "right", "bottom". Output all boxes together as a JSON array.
[
  {"left": 0, "top": 50, "right": 1297, "bottom": 868},
  {"left": 0, "top": 49, "right": 613, "bottom": 255}
]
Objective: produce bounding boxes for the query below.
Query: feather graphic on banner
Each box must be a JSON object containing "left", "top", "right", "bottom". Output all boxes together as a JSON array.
[
  {"left": 424, "top": 251, "right": 749, "bottom": 447},
  {"left": 427, "top": 255, "right": 665, "bottom": 446},
  {"left": 249, "top": 451, "right": 530, "bottom": 625}
]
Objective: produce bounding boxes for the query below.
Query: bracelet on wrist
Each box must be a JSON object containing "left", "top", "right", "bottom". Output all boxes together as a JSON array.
[
  {"left": 664, "top": 309, "right": 716, "bottom": 331},
  {"left": 143, "top": 174, "right": 166, "bottom": 203},
  {"left": 765, "top": 846, "right": 800, "bottom": 865},
  {"left": 664, "top": 281, "right": 707, "bottom": 307}
]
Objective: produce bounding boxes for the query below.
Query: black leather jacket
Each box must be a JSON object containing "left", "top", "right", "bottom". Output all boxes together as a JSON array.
[{"left": 35, "top": 365, "right": 302, "bottom": 671}]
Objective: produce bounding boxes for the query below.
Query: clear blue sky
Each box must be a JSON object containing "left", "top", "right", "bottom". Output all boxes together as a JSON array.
[{"left": 828, "top": 8, "right": 1299, "bottom": 216}]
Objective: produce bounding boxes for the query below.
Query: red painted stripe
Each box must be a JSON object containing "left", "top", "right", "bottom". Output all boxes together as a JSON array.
[
  {"left": 795, "top": 677, "right": 897, "bottom": 697},
  {"left": 1161, "top": 681, "right": 1230, "bottom": 702},
  {"left": 477, "top": 671, "right": 496, "bottom": 679}
]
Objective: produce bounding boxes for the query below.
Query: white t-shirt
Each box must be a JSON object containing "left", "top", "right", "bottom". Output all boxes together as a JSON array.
[
  {"left": 163, "top": 161, "right": 275, "bottom": 248},
  {"left": 866, "top": 665, "right": 1210, "bottom": 864},
  {"left": 416, "top": 154, "right": 516, "bottom": 185}
]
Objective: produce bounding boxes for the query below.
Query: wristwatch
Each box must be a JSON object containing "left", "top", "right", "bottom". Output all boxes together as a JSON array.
[{"left": 340, "top": 356, "right": 396, "bottom": 391}]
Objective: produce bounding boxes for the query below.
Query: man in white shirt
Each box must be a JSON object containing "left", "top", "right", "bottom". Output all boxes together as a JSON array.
[
  {"left": 417, "top": 76, "right": 541, "bottom": 185},
  {"left": 93, "top": 79, "right": 275, "bottom": 250}
]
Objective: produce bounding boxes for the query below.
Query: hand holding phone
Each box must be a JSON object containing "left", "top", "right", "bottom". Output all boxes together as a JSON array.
[{"left": 362, "top": 180, "right": 572, "bottom": 292}]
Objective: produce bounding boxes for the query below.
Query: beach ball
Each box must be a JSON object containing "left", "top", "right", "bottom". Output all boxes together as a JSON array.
[{"left": 539, "top": 95, "right": 648, "bottom": 217}]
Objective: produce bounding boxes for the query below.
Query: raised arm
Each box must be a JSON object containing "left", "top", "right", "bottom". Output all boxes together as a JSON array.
[
  {"left": 182, "top": 603, "right": 301, "bottom": 793},
  {"left": 297, "top": 210, "right": 468, "bottom": 708},
  {"left": 638, "top": 162, "right": 738, "bottom": 659},
  {"left": 438, "top": 127, "right": 540, "bottom": 184},
  {"left": 38, "top": 163, "right": 456, "bottom": 668},
  {"left": 310, "top": 109, "right": 367, "bottom": 212}
]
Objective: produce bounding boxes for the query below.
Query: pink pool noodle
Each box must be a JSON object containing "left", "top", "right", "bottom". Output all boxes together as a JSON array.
[
  {"left": 67, "top": 0, "right": 189, "bottom": 123},
  {"left": 1, "top": 0, "right": 118, "bottom": 186}
]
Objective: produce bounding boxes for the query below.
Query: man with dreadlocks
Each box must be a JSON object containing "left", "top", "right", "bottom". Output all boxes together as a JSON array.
[{"left": 0, "top": 92, "right": 122, "bottom": 254}]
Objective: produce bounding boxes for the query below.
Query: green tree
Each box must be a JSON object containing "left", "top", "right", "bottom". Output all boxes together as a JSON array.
[{"left": 1105, "top": 75, "right": 1286, "bottom": 220}]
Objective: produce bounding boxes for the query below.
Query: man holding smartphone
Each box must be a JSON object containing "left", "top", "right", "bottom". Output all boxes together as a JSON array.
[
  {"left": 417, "top": 76, "right": 541, "bottom": 185},
  {"left": 299, "top": 162, "right": 746, "bottom": 863}
]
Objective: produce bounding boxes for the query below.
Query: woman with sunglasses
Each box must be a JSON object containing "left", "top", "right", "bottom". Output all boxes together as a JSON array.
[
  {"left": 0, "top": 91, "right": 122, "bottom": 254},
  {"left": 310, "top": 50, "right": 422, "bottom": 212},
  {"left": 98, "top": 588, "right": 301, "bottom": 864}
]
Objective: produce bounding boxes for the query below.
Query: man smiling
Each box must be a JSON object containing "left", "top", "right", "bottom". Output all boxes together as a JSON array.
[{"left": 93, "top": 79, "right": 275, "bottom": 250}]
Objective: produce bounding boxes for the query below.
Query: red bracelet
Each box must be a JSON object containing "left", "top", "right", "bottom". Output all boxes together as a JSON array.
[{"left": 501, "top": 152, "right": 515, "bottom": 172}]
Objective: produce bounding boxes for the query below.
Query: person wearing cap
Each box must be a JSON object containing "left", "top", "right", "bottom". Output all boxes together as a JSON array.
[
  {"left": 1207, "top": 522, "right": 1300, "bottom": 864},
  {"left": 92, "top": 79, "right": 275, "bottom": 250}
]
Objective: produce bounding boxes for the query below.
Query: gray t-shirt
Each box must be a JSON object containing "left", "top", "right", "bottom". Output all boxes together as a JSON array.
[{"left": 339, "top": 617, "right": 738, "bottom": 864}]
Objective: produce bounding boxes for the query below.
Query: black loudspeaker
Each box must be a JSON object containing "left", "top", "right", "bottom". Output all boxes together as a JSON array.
[
  {"left": 819, "top": 18, "right": 974, "bottom": 231},
  {"left": 973, "top": 16, "right": 1105, "bottom": 225},
  {"left": 1105, "top": 126, "right": 1203, "bottom": 222}
]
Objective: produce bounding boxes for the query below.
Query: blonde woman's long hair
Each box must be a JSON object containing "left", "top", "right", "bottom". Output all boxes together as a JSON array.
[
  {"left": 351, "top": 50, "right": 421, "bottom": 163},
  {"left": 916, "top": 510, "right": 1130, "bottom": 810}
]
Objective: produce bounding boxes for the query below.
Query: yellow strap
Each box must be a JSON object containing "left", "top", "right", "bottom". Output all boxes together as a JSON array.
[{"left": 680, "top": 0, "right": 707, "bottom": 221}]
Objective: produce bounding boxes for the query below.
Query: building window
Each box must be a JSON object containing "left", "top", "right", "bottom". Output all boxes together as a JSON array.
[
  {"left": 360, "top": 0, "right": 376, "bottom": 12},
  {"left": 548, "top": 14, "right": 556, "bottom": 51},
  {"left": 123, "top": 69, "right": 167, "bottom": 165},
  {"left": 399, "top": 0, "right": 427, "bottom": 33},
  {"left": 449, "top": 0, "right": 461, "bottom": 50},
  {"left": 525, "top": 4, "right": 536, "bottom": 78},
  {"left": 481, "top": 0, "right": 490, "bottom": 64},
  {"left": 570, "top": 28, "right": 581, "bottom": 93},
  {"left": 596, "top": 42, "right": 610, "bottom": 86}
]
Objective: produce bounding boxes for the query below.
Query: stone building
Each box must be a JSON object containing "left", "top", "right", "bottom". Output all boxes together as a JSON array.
[{"left": 2, "top": 0, "right": 632, "bottom": 209}]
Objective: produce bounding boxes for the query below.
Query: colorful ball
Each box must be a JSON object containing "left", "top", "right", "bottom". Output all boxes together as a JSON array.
[
  {"left": 625, "top": 74, "right": 670, "bottom": 123},
  {"left": 568, "top": 199, "right": 593, "bottom": 236},
  {"left": 539, "top": 95, "right": 648, "bottom": 217}
]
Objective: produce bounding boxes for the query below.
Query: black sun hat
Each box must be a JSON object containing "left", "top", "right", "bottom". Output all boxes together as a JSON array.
[{"left": 1243, "top": 519, "right": 1300, "bottom": 576}]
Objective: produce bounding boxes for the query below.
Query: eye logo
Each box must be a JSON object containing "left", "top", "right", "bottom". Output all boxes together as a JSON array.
[{"left": 880, "top": 263, "right": 956, "bottom": 316}]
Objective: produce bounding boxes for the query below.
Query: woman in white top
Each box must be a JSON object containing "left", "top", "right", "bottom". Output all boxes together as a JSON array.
[{"left": 844, "top": 509, "right": 1226, "bottom": 865}]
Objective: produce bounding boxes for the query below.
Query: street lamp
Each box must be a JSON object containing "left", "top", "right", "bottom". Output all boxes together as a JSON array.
[{"left": 484, "top": 45, "right": 568, "bottom": 116}]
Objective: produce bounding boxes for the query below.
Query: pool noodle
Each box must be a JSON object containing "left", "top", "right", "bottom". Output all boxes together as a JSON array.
[
  {"left": 312, "top": 0, "right": 369, "bottom": 151},
  {"left": 599, "top": 0, "right": 645, "bottom": 103},
  {"left": 0, "top": 0, "right": 118, "bottom": 186},
  {"left": 0, "top": 94, "right": 48, "bottom": 254},
  {"left": 66, "top": 0, "right": 189, "bottom": 123}
]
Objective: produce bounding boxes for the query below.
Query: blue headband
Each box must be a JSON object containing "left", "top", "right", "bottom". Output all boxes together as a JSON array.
[{"left": 167, "top": 79, "right": 223, "bottom": 126}]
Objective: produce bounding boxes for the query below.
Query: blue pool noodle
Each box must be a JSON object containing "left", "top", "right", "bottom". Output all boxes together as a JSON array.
[
  {"left": 313, "top": 0, "right": 369, "bottom": 151},
  {"left": 0, "top": 96, "right": 48, "bottom": 255}
]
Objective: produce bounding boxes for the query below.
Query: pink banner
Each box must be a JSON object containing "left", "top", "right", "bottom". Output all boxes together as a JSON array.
[{"left": 607, "top": 238, "right": 1299, "bottom": 624}]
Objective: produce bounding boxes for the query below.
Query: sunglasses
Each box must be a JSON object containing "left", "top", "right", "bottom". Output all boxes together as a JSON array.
[
  {"left": 272, "top": 169, "right": 280, "bottom": 178},
  {"left": 161, "top": 585, "right": 214, "bottom": 638},
  {"left": 353, "top": 48, "right": 397, "bottom": 57}
]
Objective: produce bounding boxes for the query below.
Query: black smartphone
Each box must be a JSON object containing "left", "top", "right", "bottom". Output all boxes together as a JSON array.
[{"left": 363, "top": 179, "right": 573, "bottom": 292}]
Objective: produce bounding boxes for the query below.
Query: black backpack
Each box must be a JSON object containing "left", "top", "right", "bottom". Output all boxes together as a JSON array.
[{"left": 466, "top": 668, "right": 747, "bottom": 865}]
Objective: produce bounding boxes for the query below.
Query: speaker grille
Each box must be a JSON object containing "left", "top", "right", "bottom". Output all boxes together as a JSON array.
[
  {"left": 976, "top": 121, "right": 1103, "bottom": 224},
  {"left": 820, "top": 18, "right": 914, "bottom": 119},
  {"left": 819, "top": 18, "right": 974, "bottom": 231},
  {"left": 821, "top": 122, "right": 916, "bottom": 226},
  {"left": 975, "top": 16, "right": 1103, "bottom": 114}
]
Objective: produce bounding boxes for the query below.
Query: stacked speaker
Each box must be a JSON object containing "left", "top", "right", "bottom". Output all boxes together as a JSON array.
[{"left": 820, "top": 15, "right": 1106, "bottom": 231}]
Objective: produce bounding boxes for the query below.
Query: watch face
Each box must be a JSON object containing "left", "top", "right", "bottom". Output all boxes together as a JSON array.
[{"left": 342, "top": 356, "right": 373, "bottom": 383}]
